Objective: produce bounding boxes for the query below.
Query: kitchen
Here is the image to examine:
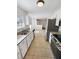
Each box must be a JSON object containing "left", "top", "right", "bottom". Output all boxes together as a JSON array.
[
  {"left": 0, "top": 0, "right": 78, "bottom": 59},
  {"left": 17, "top": 0, "right": 61, "bottom": 59}
]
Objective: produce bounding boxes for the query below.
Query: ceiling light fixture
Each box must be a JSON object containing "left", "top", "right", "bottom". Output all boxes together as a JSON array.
[{"left": 37, "top": 0, "right": 44, "bottom": 7}]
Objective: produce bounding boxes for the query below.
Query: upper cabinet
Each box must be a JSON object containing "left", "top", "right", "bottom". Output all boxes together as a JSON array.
[
  {"left": 56, "top": 16, "right": 61, "bottom": 26},
  {"left": 51, "top": 9, "right": 61, "bottom": 26},
  {"left": 28, "top": 16, "right": 32, "bottom": 25},
  {"left": 17, "top": 16, "right": 25, "bottom": 29},
  {"left": 17, "top": 16, "right": 32, "bottom": 27},
  {"left": 25, "top": 16, "right": 29, "bottom": 25},
  {"left": 25, "top": 16, "right": 32, "bottom": 25},
  {"left": 17, "top": 6, "right": 34, "bottom": 30}
]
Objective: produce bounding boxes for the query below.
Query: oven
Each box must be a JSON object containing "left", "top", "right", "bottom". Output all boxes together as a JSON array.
[{"left": 51, "top": 35, "right": 61, "bottom": 59}]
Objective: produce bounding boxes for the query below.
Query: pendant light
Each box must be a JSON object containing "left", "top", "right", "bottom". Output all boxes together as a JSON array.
[{"left": 37, "top": 0, "right": 44, "bottom": 7}]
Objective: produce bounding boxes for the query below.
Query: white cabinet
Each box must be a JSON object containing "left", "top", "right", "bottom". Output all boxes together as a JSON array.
[
  {"left": 26, "top": 36, "right": 31, "bottom": 48},
  {"left": 25, "top": 16, "right": 29, "bottom": 25},
  {"left": 31, "top": 32, "right": 33, "bottom": 41},
  {"left": 26, "top": 32, "right": 33, "bottom": 48},
  {"left": 18, "top": 37, "right": 28, "bottom": 57},
  {"left": 17, "top": 32, "right": 34, "bottom": 59},
  {"left": 25, "top": 16, "right": 32, "bottom": 25},
  {"left": 17, "top": 46, "right": 22, "bottom": 59}
]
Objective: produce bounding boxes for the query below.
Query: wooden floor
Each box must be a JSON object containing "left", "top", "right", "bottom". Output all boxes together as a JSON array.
[{"left": 24, "top": 30, "right": 55, "bottom": 59}]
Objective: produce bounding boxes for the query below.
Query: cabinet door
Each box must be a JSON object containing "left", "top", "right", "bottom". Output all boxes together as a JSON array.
[
  {"left": 17, "top": 46, "right": 22, "bottom": 59},
  {"left": 30, "top": 32, "right": 33, "bottom": 41},
  {"left": 18, "top": 38, "right": 28, "bottom": 57},
  {"left": 26, "top": 32, "right": 33, "bottom": 48},
  {"left": 26, "top": 35, "right": 31, "bottom": 48}
]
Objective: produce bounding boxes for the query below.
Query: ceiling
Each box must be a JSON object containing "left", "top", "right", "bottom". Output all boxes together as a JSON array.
[{"left": 17, "top": 0, "right": 61, "bottom": 18}]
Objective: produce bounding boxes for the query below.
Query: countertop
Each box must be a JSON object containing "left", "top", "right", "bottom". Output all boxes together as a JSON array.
[
  {"left": 50, "top": 32, "right": 61, "bottom": 35},
  {"left": 17, "top": 31, "right": 33, "bottom": 45},
  {"left": 17, "top": 35, "right": 26, "bottom": 44}
]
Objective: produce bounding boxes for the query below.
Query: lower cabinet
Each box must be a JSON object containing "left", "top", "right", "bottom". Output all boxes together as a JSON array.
[
  {"left": 51, "top": 39, "right": 61, "bottom": 59},
  {"left": 18, "top": 37, "right": 28, "bottom": 57},
  {"left": 17, "top": 46, "right": 23, "bottom": 59},
  {"left": 17, "top": 32, "right": 34, "bottom": 59},
  {"left": 26, "top": 32, "right": 33, "bottom": 48}
]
